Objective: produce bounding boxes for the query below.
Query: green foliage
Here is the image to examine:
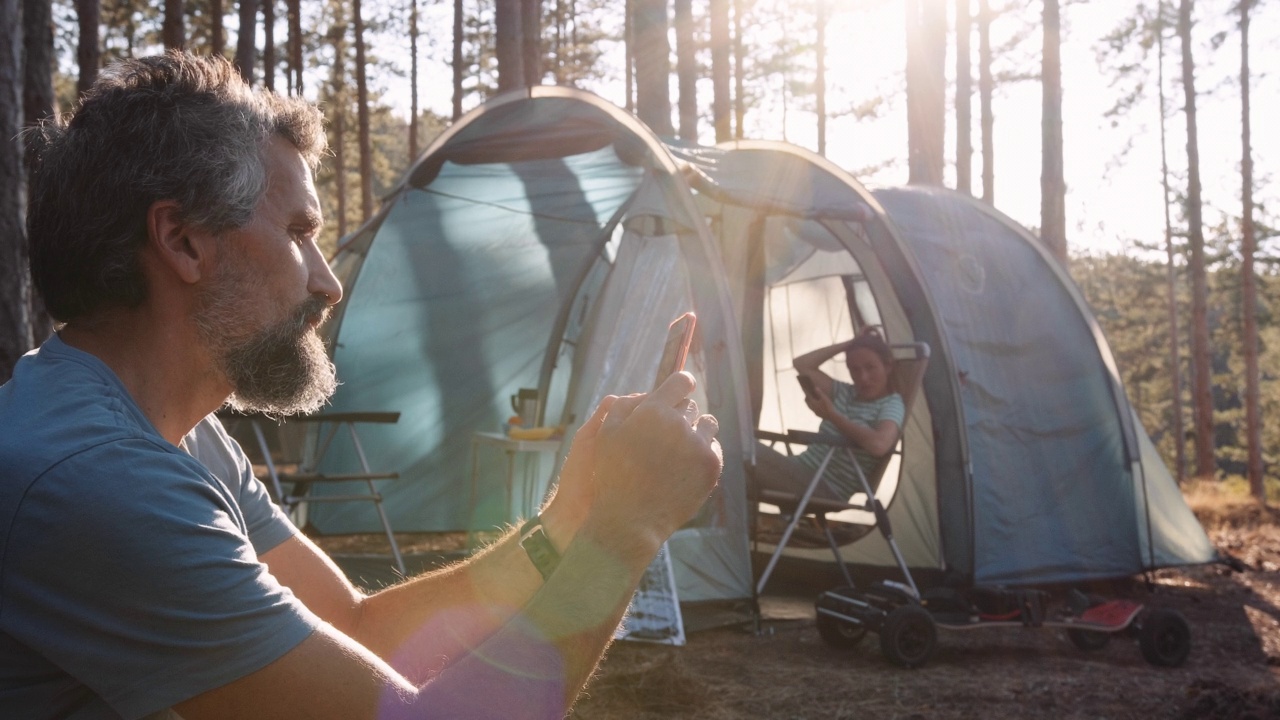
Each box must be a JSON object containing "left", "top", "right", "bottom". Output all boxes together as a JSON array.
[{"left": 1073, "top": 245, "right": 1280, "bottom": 483}]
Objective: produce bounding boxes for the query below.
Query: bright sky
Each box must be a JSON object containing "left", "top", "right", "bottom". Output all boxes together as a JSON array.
[{"left": 386, "top": 0, "right": 1277, "bottom": 257}]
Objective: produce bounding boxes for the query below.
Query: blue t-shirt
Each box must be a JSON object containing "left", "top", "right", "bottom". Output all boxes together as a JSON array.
[
  {"left": 795, "top": 380, "right": 905, "bottom": 500},
  {"left": 0, "top": 336, "right": 322, "bottom": 719}
]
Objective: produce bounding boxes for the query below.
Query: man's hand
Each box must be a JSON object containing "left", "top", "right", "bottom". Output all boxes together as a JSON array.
[
  {"left": 540, "top": 396, "right": 616, "bottom": 548},
  {"left": 583, "top": 372, "right": 723, "bottom": 562}
]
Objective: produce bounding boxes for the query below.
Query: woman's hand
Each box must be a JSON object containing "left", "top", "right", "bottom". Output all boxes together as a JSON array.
[{"left": 803, "top": 385, "right": 838, "bottom": 422}]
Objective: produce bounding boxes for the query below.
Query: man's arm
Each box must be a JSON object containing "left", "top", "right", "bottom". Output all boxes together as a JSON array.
[{"left": 177, "top": 373, "right": 722, "bottom": 719}]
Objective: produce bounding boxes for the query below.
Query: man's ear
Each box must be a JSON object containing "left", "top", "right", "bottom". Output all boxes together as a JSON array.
[{"left": 147, "top": 200, "right": 214, "bottom": 284}]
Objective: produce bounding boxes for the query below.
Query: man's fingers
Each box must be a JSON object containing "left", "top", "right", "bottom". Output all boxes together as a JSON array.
[
  {"left": 649, "top": 371, "right": 696, "bottom": 408},
  {"left": 601, "top": 392, "right": 646, "bottom": 429},
  {"left": 693, "top": 414, "right": 719, "bottom": 443},
  {"left": 575, "top": 395, "right": 617, "bottom": 442}
]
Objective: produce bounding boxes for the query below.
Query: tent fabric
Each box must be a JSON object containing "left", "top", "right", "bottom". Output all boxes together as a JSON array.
[
  {"left": 313, "top": 88, "right": 1214, "bottom": 609},
  {"left": 316, "top": 88, "right": 756, "bottom": 607},
  {"left": 873, "top": 187, "right": 1217, "bottom": 583}
]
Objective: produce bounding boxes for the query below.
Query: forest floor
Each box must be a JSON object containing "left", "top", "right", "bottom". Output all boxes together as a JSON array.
[{"left": 316, "top": 483, "right": 1280, "bottom": 719}]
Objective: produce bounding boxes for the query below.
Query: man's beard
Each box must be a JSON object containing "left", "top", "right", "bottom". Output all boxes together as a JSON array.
[{"left": 197, "top": 269, "right": 339, "bottom": 417}]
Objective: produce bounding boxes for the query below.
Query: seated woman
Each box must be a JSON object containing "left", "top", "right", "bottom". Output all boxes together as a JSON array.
[{"left": 753, "top": 327, "right": 905, "bottom": 503}]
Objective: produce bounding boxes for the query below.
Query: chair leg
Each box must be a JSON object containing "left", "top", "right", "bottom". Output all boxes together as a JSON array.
[
  {"left": 815, "top": 515, "right": 855, "bottom": 587},
  {"left": 349, "top": 424, "right": 406, "bottom": 576},
  {"left": 755, "top": 448, "right": 837, "bottom": 596}
]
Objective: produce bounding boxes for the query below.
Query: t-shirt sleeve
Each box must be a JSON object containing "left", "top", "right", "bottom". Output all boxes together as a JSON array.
[
  {"left": 878, "top": 393, "right": 906, "bottom": 428},
  {"left": 187, "top": 417, "right": 298, "bottom": 555},
  {"left": 2, "top": 439, "right": 322, "bottom": 718}
]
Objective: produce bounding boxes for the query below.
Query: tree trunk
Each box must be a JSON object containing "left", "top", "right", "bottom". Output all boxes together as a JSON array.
[
  {"left": 354, "top": 0, "right": 372, "bottom": 221},
  {"left": 978, "top": 0, "right": 993, "bottom": 203},
  {"left": 1040, "top": 0, "right": 1066, "bottom": 262},
  {"left": 495, "top": 0, "right": 524, "bottom": 93},
  {"left": 409, "top": 0, "right": 419, "bottom": 158},
  {"left": 955, "top": 0, "right": 972, "bottom": 194},
  {"left": 75, "top": 0, "right": 99, "bottom": 95},
  {"left": 906, "top": 0, "right": 947, "bottom": 185},
  {"left": 1, "top": 0, "right": 31, "bottom": 382},
  {"left": 22, "top": 0, "right": 55, "bottom": 345},
  {"left": 733, "top": 0, "right": 743, "bottom": 138},
  {"left": 522, "top": 0, "right": 540, "bottom": 87},
  {"left": 287, "top": 0, "right": 300, "bottom": 93},
  {"left": 1156, "top": 3, "right": 1185, "bottom": 483},
  {"left": 624, "top": 0, "right": 633, "bottom": 111},
  {"left": 332, "top": 10, "right": 348, "bottom": 238},
  {"left": 452, "top": 0, "right": 463, "bottom": 120},
  {"left": 1238, "top": 0, "right": 1262, "bottom": 500},
  {"left": 709, "top": 0, "right": 730, "bottom": 142},
  {"left": 815, "top": 0, "right": 826, "bottom": 156},
  {"left": 211, "top": 0, "right": 224, "bottom": 57},
  {"left": 632, "top": 0, "right": 672, "bottom": 135},
  {"left": 262, "top": 0, "right": 274, "bottom": 91},
  {"left": 1178, "top": 0, "right": 1214, "bottom": 480},
  {"left": 162, "top": 0, "right": 184, "bottom": 50},
  {"left": 235, "top": 0, "right": 257, "bottom": 84},
  {"left": 674, "top": 0, "right": 696, "bottom": 140}
]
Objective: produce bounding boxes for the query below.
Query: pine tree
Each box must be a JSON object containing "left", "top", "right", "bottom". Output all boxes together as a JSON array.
[
  {"left": 1040, "top": 0, "right": 1066, "bottom": 262},
  {"left": 906, "top": 0, "right": 946, "bottom": 185},
  {"left": 0, "top": 0, "right": 31, "bottom": 381},
  {"left": 955, "top": 0, "right": 972, "bottom": 195},
  {"left": 1237, "top": 0, "right": 1263, "bottom": 500}
]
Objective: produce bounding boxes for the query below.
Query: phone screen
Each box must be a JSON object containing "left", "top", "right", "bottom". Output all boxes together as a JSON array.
[{"left": 653, "top": 312, "right": 696, "bottom": 390}]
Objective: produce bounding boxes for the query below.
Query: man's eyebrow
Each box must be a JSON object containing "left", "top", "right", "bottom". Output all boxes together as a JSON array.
[{"left": 294, "top": 209, "right": 324, "bottom": 230}]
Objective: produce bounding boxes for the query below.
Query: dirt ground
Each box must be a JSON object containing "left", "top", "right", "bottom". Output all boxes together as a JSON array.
[
  {"left": 566, "top": 500, "right": 1280, "bottom": 720},
  {"left": 316, "top": 495, "right": 1280, "bottom": 720}
]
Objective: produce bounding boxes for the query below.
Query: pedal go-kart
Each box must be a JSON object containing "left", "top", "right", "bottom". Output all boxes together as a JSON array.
[{"left": 815, "top": 580, "right": 1192, "bottom": 669}]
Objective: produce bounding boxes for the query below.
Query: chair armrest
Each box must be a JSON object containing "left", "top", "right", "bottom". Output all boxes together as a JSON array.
[
  {"left": 295, "top": 411, "right": 401, "bottom": 424},
  {"left": 779, "top": 429, "right": 857, "bottom": 448}
]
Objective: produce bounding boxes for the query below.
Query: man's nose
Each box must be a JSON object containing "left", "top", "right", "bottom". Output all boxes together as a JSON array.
[{"left": 307, "top": 243, "right": 343, "bottom": 305}]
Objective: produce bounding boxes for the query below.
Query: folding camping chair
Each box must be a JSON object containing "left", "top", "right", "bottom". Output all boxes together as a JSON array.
[
  {"left": 753, "top": 342, "right": 929, "bottom": 596},
  {"left": 226, "top": 411, "right": 407, "bottom": 575}
]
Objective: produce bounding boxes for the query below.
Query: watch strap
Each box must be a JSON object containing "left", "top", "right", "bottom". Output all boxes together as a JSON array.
[{"left": 519, "top": 515, "right": 561, "bottom": 580}]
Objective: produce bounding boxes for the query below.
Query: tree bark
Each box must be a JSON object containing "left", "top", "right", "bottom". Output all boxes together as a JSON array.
[
  {"left": 409, "top": 0, "right": 419, "bottom": 158},
  {"left": 262, "top": 0, "right": 274, "bottom": 91},
  {"left": 1040, "top": 0, "right": 1066, "bottom": 262},
  {"left": 522, "top": 0, "right": 541, "bottom": 87},
  {"left": 1238, "top": 0, "right": 1262, "bottom": 500},
  {"left": 496, "top": 0, "right": 524, "bottom": 92},
  {"left": 22, "top": 0, "right": 54, "bottom": 345},
  {"left": 1178, "top": 0, "right": 1214, "bottom": 480},
  {"left": 287, "top": 0, "right": 300, "bottom": 93},
  {"left": 906, "top": 0, "right": 947, "bottom": 185},
  {"left": 978, "top": 0, "right": 993, "bottom": 203},
  {"left": 733, "top": 0, "right": 743, "bottom": 138},
  {"left": 452, "top": 0, "right": 463, "bottom": 119},
  {"left": 674, "top": 0, "right": 696, "bottom": 140},
  {"left": 211, "top": 0, "right": 224, "bottom": 58},
  {"left": 709, "top": 0, "right": 730, "bottom": 142},
  {"left": 332, "top": 13, "right": 348, "bottom": 238},
  {"left": 75, "top": 0, "right": 99, "bottom": 95},
  {"left": 1156, "top": 3, "right": 1185, "bottom": 483},
  {"left": 624, "top": 0, "right": 633, "bottom": 111},
  {"left": 235, "top": 0, "right": 258, "bottom": 84},
  {"left": 632, "top": 0, "right": 672, "bottom": 135},
  {"left": 955, "top": 0, "right": 971, "bottom": 194},
  {"left": 162, "top": 0, "right": 184, "bottom": 50},
  {"left": 1, "top": 0, "right": 32, "bottom": 381},
  {"left": 815, "top": 0, "right": 826, "bottom": 156},
  {"left": 354, "top": 0, "right": 372, "bottom": 221}
]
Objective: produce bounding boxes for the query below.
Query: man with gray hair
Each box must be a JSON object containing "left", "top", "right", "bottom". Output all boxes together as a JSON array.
[{"left": 0, "top": 52, "right": 722, "bottom": 719}]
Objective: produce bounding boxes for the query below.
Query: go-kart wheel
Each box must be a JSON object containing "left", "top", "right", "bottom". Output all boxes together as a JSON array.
[
  {"left": 816, "top": 612, "right": 868, "bottom": 649},
  {"left": 879, "top": 604, "right": 936, "bottom": 668},
  {"left": 1067, "top": 628, "right": 1111, "bottom": 651},
  {"left": 1138, "top": 608, "right": 1191, "bottom": 667}
]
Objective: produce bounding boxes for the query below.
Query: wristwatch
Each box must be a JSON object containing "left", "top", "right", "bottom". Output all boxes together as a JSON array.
[{"left": 519, "top": 515, "right": 561, "bottom": 580}]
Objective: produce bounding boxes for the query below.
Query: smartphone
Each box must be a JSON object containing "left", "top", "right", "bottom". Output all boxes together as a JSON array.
[
  {"left": 653, "top": 312, "right": 697, "bottom": 390},
  {"left": 797, "top": 374, "right": 817, "bottom": 398}
]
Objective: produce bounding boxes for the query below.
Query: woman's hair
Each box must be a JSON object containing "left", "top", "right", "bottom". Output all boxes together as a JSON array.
[
  {"left": 847, "top": 326, "right": 896, "bottom": 388},
  {"left": 27, "top": 52, "right": 326, "bottom": 322}
]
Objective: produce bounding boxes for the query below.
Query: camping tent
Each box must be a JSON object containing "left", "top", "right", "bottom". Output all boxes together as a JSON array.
[
  {"left": 314, "top": 86, "right": 1216, "bottom": 599},
  {"left": 314, "top": 87, "right": 757, "bottom": 609}
]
